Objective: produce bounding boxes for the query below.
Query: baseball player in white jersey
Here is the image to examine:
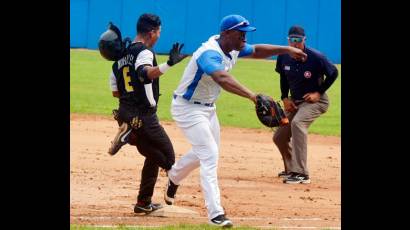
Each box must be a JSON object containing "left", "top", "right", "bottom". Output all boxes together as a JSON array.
[{"left": 164, "top": 14, "right": 307, "bottom": 227}]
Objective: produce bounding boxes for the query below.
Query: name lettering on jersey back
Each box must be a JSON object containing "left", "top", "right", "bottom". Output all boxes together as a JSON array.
[{"left": 117, "top": 54, "right": 135, "bottom": 69}]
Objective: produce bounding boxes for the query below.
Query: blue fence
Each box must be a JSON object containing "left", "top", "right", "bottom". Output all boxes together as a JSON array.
[{"left": 70, "top": 0, "right": 341, "bottom": 63}]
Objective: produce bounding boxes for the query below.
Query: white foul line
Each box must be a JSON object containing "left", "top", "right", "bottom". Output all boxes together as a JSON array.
[
  {"left": 86, "top": 225, "right": 341, "bottom": 229},
  {"left": 74, "top": 216, "right": 339, "bottom": 221}
]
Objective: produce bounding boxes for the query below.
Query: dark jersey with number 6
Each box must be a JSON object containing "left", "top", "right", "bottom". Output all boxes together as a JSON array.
[
  {"left": 111, "top": 41, "right": 176, "bottom": 188},
  {"left": 112, "top": 42, "right": 159, "bottom": 111}
]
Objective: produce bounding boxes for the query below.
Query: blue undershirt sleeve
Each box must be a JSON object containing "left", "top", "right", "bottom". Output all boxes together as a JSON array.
[
  {"left": 238, "top": 43, "right": 255, "bottom": 57},
  {"left": 196, "top": 50, "right": 224, "bottom": 75}
]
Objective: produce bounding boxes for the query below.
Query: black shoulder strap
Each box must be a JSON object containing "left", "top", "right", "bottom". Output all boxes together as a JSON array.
[{"left": 108, "top": 22, "right": 122, "bottom": 42}]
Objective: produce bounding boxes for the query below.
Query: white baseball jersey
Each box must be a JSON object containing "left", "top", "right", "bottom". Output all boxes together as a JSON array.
[{"left": 173, "top": 35, "right": 254, "bottom": 104}]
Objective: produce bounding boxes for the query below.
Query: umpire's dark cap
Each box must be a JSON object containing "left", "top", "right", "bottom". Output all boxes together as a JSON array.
[{"left": 288, "top": 25, "right": 305, "bottom": 37}]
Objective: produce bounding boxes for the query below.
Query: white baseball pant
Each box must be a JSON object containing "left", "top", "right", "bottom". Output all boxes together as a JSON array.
[{"left": 168, "top": 96, "right": 224, "bottom": 220}]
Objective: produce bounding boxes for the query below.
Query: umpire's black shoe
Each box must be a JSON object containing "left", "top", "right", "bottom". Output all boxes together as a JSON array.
[
  {"left": 108, "top": 122, "right": 132, "bottom": 156},
  {"left": 210, "top": 214, "right": 233, "bottom": 228},
  {"left": 134, "top": 202, "right": 163, "bottom": 214},
  {"left": 278, "top": 171, "right": 292, "bottom": 178},
  {"left": 283, "top": 173, "right": 311, "bottom": 184},
  {"left": 164, "top": 179, "right": 179, "bottom": 205}
]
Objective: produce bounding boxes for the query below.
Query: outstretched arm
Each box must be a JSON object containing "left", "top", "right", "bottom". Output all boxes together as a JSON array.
[{"left": 246, "top": 44, "right": 307, "bottom": 61}]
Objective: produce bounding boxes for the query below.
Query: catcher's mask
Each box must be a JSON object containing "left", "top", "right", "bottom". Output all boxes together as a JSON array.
[{"left": 98, "top": 22, "right": 127, "bottom": 61}]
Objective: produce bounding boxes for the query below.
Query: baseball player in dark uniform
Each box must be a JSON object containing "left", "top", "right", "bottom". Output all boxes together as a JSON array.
[
  {"left": 105, "top": 14, "right": 187, "bottom": 213},
  {"left": 273, "top": 25, "right": 338, "bottom": 184}
]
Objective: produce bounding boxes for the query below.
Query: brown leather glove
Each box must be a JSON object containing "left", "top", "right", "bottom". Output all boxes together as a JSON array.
[{"left": 255, "top": 94, "right": 289, "bottom": 127}]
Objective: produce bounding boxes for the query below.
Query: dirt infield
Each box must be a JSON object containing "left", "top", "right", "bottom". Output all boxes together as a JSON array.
[{"left": 70, "top": 114, "right": 340, "bottom": 229}]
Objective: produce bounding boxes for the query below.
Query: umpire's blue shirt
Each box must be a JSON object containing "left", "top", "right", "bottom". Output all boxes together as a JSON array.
[{"left": 275, "top": 47, "right": 338, "bottom": 101}]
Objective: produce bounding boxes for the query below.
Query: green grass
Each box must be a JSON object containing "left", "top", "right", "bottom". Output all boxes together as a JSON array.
[
  {"left": 70, "top": 49, "right": 340, "bottom": 136},
  {"left": 70, "top": 224, "right": 265, "bottom": 230}
]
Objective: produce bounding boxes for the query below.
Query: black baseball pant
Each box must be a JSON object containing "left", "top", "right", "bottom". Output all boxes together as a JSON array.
[{"left": 119, "top": 106, "right": 175, "bottom": 204}]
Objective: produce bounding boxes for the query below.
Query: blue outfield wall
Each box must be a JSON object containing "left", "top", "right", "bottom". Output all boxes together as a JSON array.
[{"left": 70, "top": 0, "right": 341, "bottom": 63}]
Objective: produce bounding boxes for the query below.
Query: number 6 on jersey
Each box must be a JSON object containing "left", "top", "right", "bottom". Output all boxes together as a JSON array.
[{"left": 123, "top": 66, "right": 134, "bottom": 92}]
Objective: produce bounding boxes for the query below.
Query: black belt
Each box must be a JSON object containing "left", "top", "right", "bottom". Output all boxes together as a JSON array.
[
  {"left": 173, "top": 94, "right": 214, "bottom": 107},
  {"left": 293, "top": 99, "right": 305, "bottom": 105}
]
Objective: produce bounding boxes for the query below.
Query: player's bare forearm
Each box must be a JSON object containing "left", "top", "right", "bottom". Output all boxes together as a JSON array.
[
  {"left": 145, "top": 66, "right": 163, "bottom": 80},
  {"left": 250, "top": 45, "right": 292, "bottom": 59},
  {"left": 211, "top": 71, "right": 256, "bottom": 103},
  {"left": 250, "top": 45, "right": 307, "bottom": 61}
]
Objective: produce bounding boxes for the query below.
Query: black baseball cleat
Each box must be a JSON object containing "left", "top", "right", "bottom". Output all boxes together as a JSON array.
[
  {"left": 164, "top": 179, "right": 179, "bottom": 205},
  {"left": 134, "top": 202, "right": 163, "bottom": 214},
  {"left": 283, "top": 173, "right": 311, "bottom": 184},
  {"left": 108, "top": 122, "right": 132, "bottom": 156},
  {"left": 210, "top": 214, "right": 233, "bottom": 228}
]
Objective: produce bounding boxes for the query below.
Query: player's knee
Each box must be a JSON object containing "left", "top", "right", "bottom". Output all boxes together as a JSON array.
[
  {"left": 194, "top": 142, "right": 218, "bottom": 155},
  {"left": 199, "top": 155, "right": 218, "bottom": 172},
  {"left": 209, "top": 144, "right": 219, "bottom": 156},
  {"left": 195, "top": 149, "right": 219, "bottom": 167}
]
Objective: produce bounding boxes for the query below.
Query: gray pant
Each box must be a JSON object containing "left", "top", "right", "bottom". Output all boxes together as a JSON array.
[{"left": 273, "top": 93, "right": 329, "bottom": 176}]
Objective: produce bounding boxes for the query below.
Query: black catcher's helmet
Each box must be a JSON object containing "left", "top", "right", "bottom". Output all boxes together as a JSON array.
[{"left": 98, "top": 22, "right": 126, "bottom": 61}]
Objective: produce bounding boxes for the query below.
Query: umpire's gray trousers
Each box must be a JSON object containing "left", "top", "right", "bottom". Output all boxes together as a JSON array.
[{"left": 273, "top": 93, "right": 329, "bottom": 176}]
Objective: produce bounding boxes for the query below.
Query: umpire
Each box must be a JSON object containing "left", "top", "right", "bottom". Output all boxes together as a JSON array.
[
  {"left": 104, "top": 14, "right": 186, "bottom": 213},
  {"left": 273, "top": 25, "right": 338, "bottom": 184}
]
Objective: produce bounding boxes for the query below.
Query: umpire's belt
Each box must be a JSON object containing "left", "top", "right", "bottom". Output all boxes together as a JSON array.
[
  {"left": 293, "top": 99, "right": 305, "bottom": 106},
  {"left": 173, "top": 94, "right": 214, "bottom": 107}
]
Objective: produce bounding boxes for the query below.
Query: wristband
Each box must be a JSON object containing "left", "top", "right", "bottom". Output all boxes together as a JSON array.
[{"left": 158, "top": 63, "right": 171, "bottom": 73}]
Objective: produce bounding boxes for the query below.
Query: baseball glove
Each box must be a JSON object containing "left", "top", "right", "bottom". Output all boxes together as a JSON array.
[{"left": 255, "top": 94, "right": 289, "bottom": 128}]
